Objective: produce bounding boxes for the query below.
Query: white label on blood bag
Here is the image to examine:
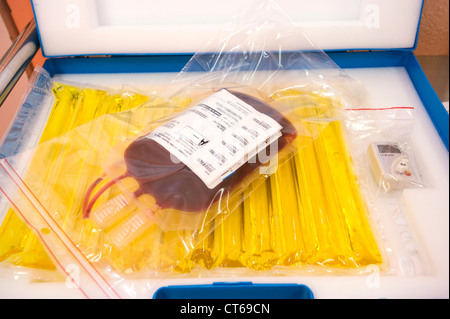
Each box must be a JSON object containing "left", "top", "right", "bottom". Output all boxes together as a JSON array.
[{"left": 147, "top": 89, "right": 283, "bottom": 189}]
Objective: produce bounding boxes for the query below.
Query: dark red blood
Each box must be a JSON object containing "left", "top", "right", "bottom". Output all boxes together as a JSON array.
[{"left": 123, "top": 90, "right": 297, "bottom": 212}]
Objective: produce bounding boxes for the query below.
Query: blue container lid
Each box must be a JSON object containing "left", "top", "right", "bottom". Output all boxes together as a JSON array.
[{"left": 153, "top": 282, "right": 314, "bottom": 299}]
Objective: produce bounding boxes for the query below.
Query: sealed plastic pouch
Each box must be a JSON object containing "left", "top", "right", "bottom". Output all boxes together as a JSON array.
[
  {"left": 343, "top": 105, "right": 430, "bottom": 276},
  {"left": 0, "top": 1, "right": 382, "bottom": 298},
  {"left": 89, "top": 87, "right": 301, "bottom": 245},
  {"left": 83, "top": 0, "right": 364, "bottom": 251},
  {"left": 0, "top": 68, "right": 153, "bottom": 275}
]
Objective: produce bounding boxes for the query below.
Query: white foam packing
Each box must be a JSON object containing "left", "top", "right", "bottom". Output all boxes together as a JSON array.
[
  {"left": 32, "top": 0, "right": 423, "bottom": 56},
  {"left": 1, "top": 65, "right": 447, "bottom": 298}
]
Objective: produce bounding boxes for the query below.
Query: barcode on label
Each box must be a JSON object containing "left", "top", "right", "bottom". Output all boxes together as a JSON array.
[
  {"left": 242, "top": 125, "right": 259, "bottom": 138},
  {"left": 163, "top": 122, "right": 176, "bottom": 129},
  {"left": 210, "top": 149, "right": 226, "bottom": 164},
  {"left": 198, "top": 158, "right": 214, "bottom": 174},
  {"left": 222, "top": 140, "right": 237, "bottom": 154},
  {"left": 253, "top": 117, "right": 271, "bottom": 130},
  {"left": 188, "top": 109, "right": 208, "bottom": 119},
  {"left": 232, "top": 133, "right": 249, "bottom": 146}
]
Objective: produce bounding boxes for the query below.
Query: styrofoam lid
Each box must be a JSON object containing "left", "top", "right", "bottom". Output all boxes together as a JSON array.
[{"left": 32, "top": 0, "right": 423, "bottom": 57}]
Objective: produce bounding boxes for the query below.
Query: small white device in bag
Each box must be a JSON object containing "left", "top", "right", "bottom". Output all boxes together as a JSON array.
[{"left": 368, "top": 142, "right": 422, "bottom": 192}]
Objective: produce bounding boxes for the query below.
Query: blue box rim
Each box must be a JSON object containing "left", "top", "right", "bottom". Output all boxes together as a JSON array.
[{"left": 41, "top": 50, "right": 449, "bottom": 151}]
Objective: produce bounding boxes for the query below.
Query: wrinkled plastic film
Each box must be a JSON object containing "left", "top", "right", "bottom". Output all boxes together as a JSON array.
[
  {"left": 0, "top": 79, "right": 151, "bottom": 271},
  {"left": 0, "top": 94, "right": 183, "bottom": 297},
  {"left": 0, "top": 67, "right": 54, "bottom": 159},
  {"left": 0, "top": 1, "right": 393, "bottom": 298},
  {"left": 343, "top": 107, "right": 430, "bottom": 275},
  {"left": 0, "top": 90, "right": 383, "bottom": 296},
  {"left": 89, "top": 0, "right": 363, "bottom": 251}
]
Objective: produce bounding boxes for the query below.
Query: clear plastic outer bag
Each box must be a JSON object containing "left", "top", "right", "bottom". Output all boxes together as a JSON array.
[
  {"left": 343, "top": 106, "right": 430, "bottom": 277},
  {"left": 89, "top": 0, "right": 364, "bottom": 244},
  {"left": 0, "top": 1, "right": 381, "bottom": 298}
]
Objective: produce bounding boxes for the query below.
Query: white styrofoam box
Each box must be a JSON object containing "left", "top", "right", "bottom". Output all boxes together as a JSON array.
[
  {"left": 31, "top": 0, "right": 423, "bottom": 56},
  {"left": 1, "top": 65, "right": 447, "bottom": 298}
]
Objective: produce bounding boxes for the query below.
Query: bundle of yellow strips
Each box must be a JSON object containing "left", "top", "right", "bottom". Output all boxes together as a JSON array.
[{"left": 0, "top": 83, "right": 383, "bottom": 276}]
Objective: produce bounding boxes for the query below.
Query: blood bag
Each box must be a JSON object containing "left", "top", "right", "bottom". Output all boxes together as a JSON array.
[{"left": 84, "top": 88, "right": 298, "bottom": 247}]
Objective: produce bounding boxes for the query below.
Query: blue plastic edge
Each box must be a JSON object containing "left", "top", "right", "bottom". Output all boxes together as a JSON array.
[
  {"left": 153, "top": 282, "right": 314, "bottom": 299},
  {"left": 41, "top": 50, "right": 449, "bottom": 151},
  {"left": 42, "top": 55, "right": 193, "bottom": 75},
  {"left": 404, "top": 54, "right": 449, "bottom": 150}
]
